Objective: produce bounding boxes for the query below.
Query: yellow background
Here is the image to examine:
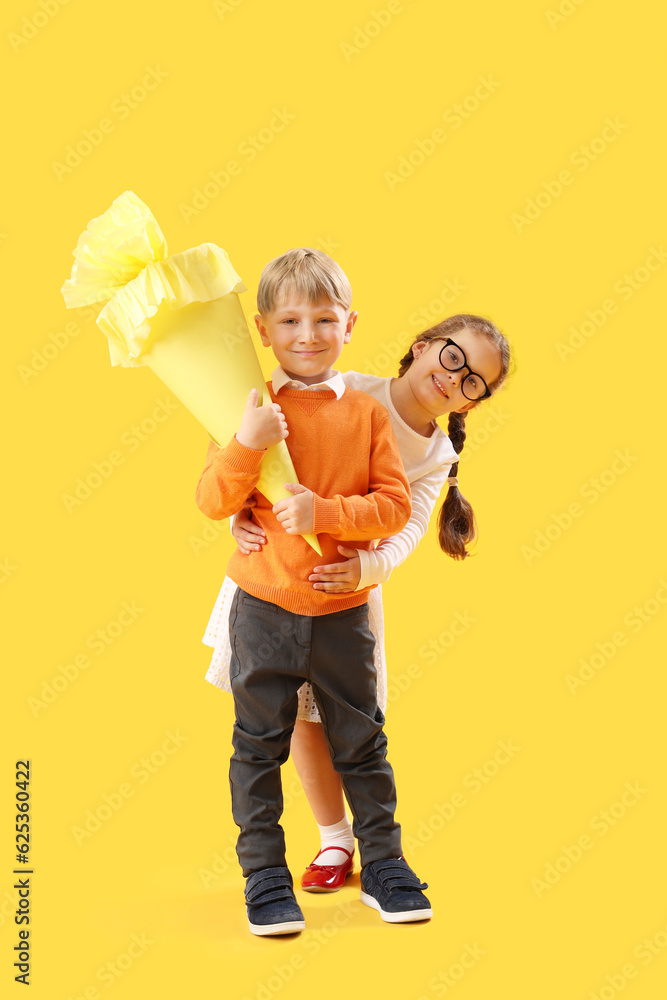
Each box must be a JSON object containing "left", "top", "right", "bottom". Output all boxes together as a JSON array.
[{"left": 3, "top": 1, "right": 666, "bottom": 998}]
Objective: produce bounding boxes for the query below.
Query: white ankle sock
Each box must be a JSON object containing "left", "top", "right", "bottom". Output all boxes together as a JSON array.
[{"left": 316, "top": 816, "right": 354, "bottom": 866}]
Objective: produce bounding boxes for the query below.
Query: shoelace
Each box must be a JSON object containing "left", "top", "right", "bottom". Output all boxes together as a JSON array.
[
  {"left": 372, "top": 859, "right": 429, "bottom": 892},
  {"left": 245, "top": 867, "right": 296, "bottom": 907}
]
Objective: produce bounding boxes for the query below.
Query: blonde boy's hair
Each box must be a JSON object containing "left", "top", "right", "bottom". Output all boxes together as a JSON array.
[{"left": 257, "top": 248, "right": 352, "bottom": 315}]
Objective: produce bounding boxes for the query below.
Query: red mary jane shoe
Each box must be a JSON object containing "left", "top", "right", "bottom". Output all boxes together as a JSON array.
[{"left": 300, "top": 846, "right": 355, "bottom": 892}]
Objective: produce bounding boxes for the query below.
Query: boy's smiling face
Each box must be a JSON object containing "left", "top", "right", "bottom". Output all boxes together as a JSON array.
[{"left": 255, "top": 291, "right": 357, "bottom": 385}]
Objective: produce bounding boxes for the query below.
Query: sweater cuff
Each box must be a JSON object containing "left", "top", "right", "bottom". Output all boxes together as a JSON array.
[
  {"left": 312, "top": 494, "right": 341, "bottom": 535},
  {"left": 216, "top": 435, "right": 266, "bottom": 475}
]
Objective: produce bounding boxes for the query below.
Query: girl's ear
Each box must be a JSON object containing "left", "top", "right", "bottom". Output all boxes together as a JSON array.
[{"left": 411, "top": 340, "right": 430, "bottom": 359}]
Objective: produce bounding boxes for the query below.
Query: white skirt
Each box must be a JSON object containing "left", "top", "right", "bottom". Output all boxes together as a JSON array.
[{"left": 202, "top": 577, "right": 387, "bottom": 722}]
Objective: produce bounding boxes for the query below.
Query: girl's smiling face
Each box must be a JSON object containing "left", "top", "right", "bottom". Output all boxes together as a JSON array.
[{"left": 406, "top": 330, "right": 504, "bottom": 418}]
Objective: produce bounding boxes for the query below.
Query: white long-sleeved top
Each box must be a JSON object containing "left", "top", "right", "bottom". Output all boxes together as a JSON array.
[{"left": 340, "top": 371, "right": 459, "bottom": 590}]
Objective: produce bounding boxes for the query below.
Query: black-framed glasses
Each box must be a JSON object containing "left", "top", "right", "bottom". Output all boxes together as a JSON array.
[{"left": 438, "top": 339, "right": 491, "bottom": 401}]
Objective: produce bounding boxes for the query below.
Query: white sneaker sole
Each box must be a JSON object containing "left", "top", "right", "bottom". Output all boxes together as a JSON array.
[
  {"left": 360, "top": 891, "right": 433, "bottom": 923},
  {"left": 248, "top": 918, "right": 305, "bottom": 936}
]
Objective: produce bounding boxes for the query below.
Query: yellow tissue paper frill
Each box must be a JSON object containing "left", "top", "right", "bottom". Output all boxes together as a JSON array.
[
  {"left": 61, "top": 191, "right": 245, "bottom": 367},
  {"left": 61, "top": 190, "right": 169, "bottom": 308},
  {"left": 97, "top": 243, "right": 246, "bottom": 367}
]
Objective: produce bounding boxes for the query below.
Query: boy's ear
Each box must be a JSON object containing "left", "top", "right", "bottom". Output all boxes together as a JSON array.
[
  {"left": 254, "top": 313, "right": 271, "bottom": 347},
  {"left": 344, "top": 310, "right": 358, "bottom": 343}
]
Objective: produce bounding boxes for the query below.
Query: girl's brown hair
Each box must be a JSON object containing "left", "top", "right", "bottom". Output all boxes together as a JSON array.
[{"left": 398, "top": 314, "right": 511, "bottom": 560}]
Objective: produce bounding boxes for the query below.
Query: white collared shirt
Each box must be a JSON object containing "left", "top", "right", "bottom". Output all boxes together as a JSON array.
[{"left": 271, "top": 366, "right": 346, "bottom": 400}]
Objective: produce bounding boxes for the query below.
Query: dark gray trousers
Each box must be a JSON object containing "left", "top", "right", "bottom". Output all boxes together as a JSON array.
[{"left": 228, "top": 588, "right": 402, "bottom": 876}]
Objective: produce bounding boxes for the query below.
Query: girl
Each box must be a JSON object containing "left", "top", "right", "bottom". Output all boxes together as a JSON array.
[{"left": 203, "top": 313, "right": 511, "bottom": 890}]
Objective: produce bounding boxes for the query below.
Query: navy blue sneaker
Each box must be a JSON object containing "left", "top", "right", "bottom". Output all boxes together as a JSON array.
[
  {"left": 360, "top": 858, "right": 432, "bottom": 923},
  {"left": 244, "top": 866, "right": 305, "bottom": 936}
]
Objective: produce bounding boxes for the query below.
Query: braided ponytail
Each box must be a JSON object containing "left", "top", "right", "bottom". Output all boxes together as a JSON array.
[
  {"left": 439, "top": 410, "right": 476, "bottom": 559},
  {"left": 398, "top": 313, "right": 510, "bottom": 560}
]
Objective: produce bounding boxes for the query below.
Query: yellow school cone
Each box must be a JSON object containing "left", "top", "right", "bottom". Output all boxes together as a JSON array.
[{"left": 61, "top": 190, "right": 321, "bottom": 554}]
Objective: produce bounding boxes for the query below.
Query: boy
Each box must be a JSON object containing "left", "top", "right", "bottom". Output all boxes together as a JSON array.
[{"left": 196, "top": 248, "right": 432, "bottom": 934}]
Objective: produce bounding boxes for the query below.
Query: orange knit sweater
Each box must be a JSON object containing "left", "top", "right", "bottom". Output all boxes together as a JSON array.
[{"left": 195, "top": 384, "right": 411, "bottom": 615}]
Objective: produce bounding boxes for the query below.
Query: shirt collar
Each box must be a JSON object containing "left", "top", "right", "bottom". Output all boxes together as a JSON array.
[{"left": 271, "top": 366, "right": 346, "bottom": 399}]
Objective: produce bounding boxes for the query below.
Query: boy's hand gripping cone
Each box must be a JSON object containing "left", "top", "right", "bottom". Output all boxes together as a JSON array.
[{"left": 61, "top": 190, "right": 321, "bottom": 554}]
